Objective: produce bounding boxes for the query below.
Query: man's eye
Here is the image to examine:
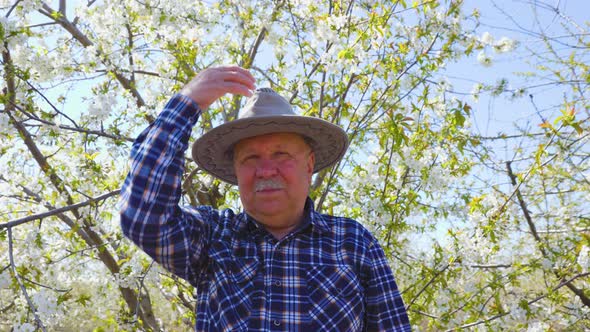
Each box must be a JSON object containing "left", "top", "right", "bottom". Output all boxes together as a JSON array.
[
  {"left": 241, "top": 155, "right": 257, "bottom": 164},
  {"left": 275, "top": 151, "right": 290, "bottom": 158}
]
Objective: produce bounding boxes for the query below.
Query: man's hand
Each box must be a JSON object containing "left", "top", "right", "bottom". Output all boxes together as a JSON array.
[{"left": 180, "top": 65, "right": 256, "bottom": 110}]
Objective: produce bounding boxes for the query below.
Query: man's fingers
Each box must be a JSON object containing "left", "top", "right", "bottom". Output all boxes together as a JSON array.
[
  {"left": 222, "top": 81, "right": 255, "bottom": 98},
  {"left": 216, "top": 65, "right": 256, "bottom": 81},
  {"left": 217, "top": 68, "right": 256, "bottom": 90},
  {"left": 180, "top": 65, "right": 256, "bottom": 110}
]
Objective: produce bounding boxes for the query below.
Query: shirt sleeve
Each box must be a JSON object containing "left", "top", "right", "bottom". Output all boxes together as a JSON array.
[
  {"left": 119, "top": 94, "right": 208, "bottom": 283},
  {"left": 364, "top": 239, "right": 411, "bottom": 331}
]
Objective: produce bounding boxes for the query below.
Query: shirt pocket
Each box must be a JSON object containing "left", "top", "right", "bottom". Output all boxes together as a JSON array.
[
  {"left": 207, "top": 241, "right": 259, "bottom": 331},
  {"left": 306, "top": 264, "right": 365, "bottom": 331},
  {"left": 209, "top": 241, "right": 259, "bottom": 284}
]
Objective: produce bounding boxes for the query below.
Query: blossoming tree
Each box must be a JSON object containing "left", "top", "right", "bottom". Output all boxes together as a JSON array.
[{"left": 0, "top": 0, "right": 587, "bottom": 330}]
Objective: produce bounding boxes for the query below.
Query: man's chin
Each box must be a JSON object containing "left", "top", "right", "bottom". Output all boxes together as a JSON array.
[{"left": 252, "top": 203, "right": 287, "bottom": 218}]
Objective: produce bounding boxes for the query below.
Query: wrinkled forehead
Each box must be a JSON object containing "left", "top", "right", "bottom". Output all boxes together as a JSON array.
[{"left": 230, "top": 132, "right": 314, "bottom": 158}]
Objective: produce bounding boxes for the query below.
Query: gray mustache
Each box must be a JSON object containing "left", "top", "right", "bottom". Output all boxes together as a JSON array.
[{"left": 255, "top": 179, "right": 285, "bottom": 191}]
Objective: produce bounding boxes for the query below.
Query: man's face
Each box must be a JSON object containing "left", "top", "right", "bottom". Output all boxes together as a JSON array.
[{"left": 233, "top": 132, "right": 315, "bottom": 228}]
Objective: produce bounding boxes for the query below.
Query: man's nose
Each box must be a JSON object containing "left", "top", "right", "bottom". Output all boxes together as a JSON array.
[{"left": 255, "top": 158, "right": 278, "bottom": 178}]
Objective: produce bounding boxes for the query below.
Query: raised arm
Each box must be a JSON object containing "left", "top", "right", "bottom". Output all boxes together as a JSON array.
[{"left": 119, "top": 66, "right": 255, "bottom": 282}]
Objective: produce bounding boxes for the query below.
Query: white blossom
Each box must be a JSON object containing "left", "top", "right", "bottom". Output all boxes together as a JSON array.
[
  {"left": 494, "top": 36, "right": 517, "bottom": 53},
  {"left": 541, "top": 258, "right": 553, "bottom": 270},
  {"left": 431, "top": 97, "right": 447, "bottom": 117},
  {"left": 327, "top": 15, "right": 348, "bottom": 30},
  {"left": 437, "top": 77, "right": 453, "bottom": 93},
  {"left": 527, "top": 321, "right": 550, "bottom": 332},
  {"left": 471, "top": 83, "right": 483, "bottom": 102},
  {"left": 437, "top": 289, "right": 450, "bottom": 307},
  {"left": 13, "top": 322, "right": 36, "bottom": 332},
  {"left": 578, "top": 245, "right": 589, "bottom": 273},
  {"left": 479, "top": 31, "right": 494, "bottom": 45},
  {"left": 509, "top": 303, "right": 527, "bottom": 321},
  {"left": 314, "top": 19, "right": 340, "bottom": 46},
  {"left": 17, "top": 0, "right": 43, "bottom": 12},
  {"left": 462, "top": 279, "right": 477, "bottom": 294},
  {"left": 31, "top": 290, "right": 59, "bottom": 317},
  {"left": 0, "top": 270, "right": 11, "bottom": 288},
  {"left": 477, "top": 50, "right": 493, "bottom": 67},
  {"left": 0, "top": 112, "right": 10, "bottom": 132},
  {"left": 88, "top": 91, "right": 117, "bottom": 121}
]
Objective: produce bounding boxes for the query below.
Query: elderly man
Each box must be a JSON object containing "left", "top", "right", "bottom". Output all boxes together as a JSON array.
[{"left": 120, "top": 66, "right": 411, "bottom": 331}]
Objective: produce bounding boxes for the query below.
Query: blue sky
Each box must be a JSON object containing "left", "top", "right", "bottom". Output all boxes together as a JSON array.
[{"left": 446, "top": 0, "right": 588, "bottom": 139}]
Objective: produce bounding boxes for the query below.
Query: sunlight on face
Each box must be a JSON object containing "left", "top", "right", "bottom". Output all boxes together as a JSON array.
[{"left": 233, "top": 132, "right": 315, "bottom": 232}]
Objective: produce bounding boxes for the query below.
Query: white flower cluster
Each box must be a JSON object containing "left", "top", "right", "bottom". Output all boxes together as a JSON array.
[
  {"left": 476, "top": 32, "right": 518, "bottom": 67},
  {"left": 313, "top": 17, "right": 340, "bottom": 46},
  {"left": 0, "top": 112, "right": 10, "bottom": 132},
  {"left": 527, "top": 321, "right": 550, "bottom": 332},
  {"left": 508, "top": 302, "right": 528, "bottom": 321},
  {"left": 310, "top": 15, "right": 369, "bottom": 76},
  {"left": 494, "top": 36, "right": 518, "bottom": 53},
  {"left": 470, "top": 83, "right": 484, "bottom": 102},
  {"left": 112, "top": 272, "right": 137, "bottom": 289},
  {"left": 477, "top": 50, "right": 493, "bottom": 67},
  {"left": 0, "top": 269, "right": 11, "bottom": 289},
  {"left": 578, "top": 245, "right": 589, "bottom": 273},
  {"left": 12, "top": 323, "right": 36, "bottom": 332},
  {"left": 31, "top": 289, "right": 59, "bottom": 318},
  {"left": 110, "top": 251, "right": 157, "bottom": 289},
  {"left": 0, "top": 16, "right": 27, "bottom": 53},
  {"left": 87, "top": 91, "right": 117, "bottom": 121}
]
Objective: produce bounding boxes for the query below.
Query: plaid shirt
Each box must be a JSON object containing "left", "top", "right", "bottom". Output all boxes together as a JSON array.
[{"left": 120, "top": 94, "right": 411, "bottom": 331}]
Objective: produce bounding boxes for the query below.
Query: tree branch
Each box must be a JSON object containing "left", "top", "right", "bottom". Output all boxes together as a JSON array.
[
  {"left": 0, "top": 190, "right": 120, "bottom": 229},
  {"left": 5, "top": 101, "right": 133, "bottom": 142},
  {"left": 5, "top": 0, "right": 23, "bottom": 18},
  {"left": 39, "top": 2, "right": 92, "bottom": 46},
  {"left": 447, "top": 272, "right": 590, "bottom": 331},
  {"left": 506, "top": 161, "right": 590, "bottom": 308},
  {"left": 406, "top": 263, "right": 451, "bottom": 310},
  {"left": 3, "top": 39, "right": 156, "bottom": 329},
  {"left": 38, "top": 1, "right": 150, "bottom": 120}
]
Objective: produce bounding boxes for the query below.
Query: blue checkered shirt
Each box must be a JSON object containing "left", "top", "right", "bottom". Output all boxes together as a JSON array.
[{"left": 120, "top": 94, "right": 411, "bottom": 331}]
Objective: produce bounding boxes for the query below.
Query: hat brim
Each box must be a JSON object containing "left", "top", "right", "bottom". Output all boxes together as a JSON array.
[{"left": 192, "top": 115, "right": 348, "bottom": 185}]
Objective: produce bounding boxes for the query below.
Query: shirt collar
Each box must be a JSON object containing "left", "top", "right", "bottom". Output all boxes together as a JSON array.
[{"left": 305, "top": 197, "right": 330, "bottom": 234}]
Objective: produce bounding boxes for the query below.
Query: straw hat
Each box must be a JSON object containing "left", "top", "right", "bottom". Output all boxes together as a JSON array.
[{"left": 192, "top": 88, "right": 348, "bottom": 185}]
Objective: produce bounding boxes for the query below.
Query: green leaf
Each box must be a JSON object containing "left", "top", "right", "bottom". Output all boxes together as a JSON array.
[{"left": 76, "top": 294, "right": 92, "bottom": 307}]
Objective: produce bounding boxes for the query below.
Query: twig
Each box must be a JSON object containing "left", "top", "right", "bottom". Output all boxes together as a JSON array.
[
  {"left": 51, "top": 241, "right": 115, "bottom": 263},
  {"left": 406, "top": 263, "right": 451, "bottom": 310},
  {"left": 134, "top": 261, "right": 156, "bottom": 325},
  {"left": 409, "top": 309, "right": 440, "bottom": 319},
  {"left": 506, "top": 162, "right": 543, "bottom": 244},
  {"left": 38, "top": 1, "right": 149, "bottom": 118},
  {"left": 0, "top": 190, "right": 120, "bottom": 229},
  {"left": 5, "top": 68, "right": 80, "bottom": 128},
  {"left": 5, "top": 0, "right": 23, "bottom": 18},
  {"left": 21, "top": 276, "right": 71, "bottom": 293},
  {"left": 0, "top": 301, "right": 15, "bottom": 314},
  {"left": 470, "top": 264, "right": 512, "bottom": 269},
  {"left": 5, "top": 101, "right": 133, "bottom": 142},
  {"left": 506, "top": 161, "right": 590, "bottom": 308},
  {"left": 447, "top": 272, "right": 590, "bottom": 331},
  {"left": 8, "top": 227, "right": 47, "bottom": 332}
]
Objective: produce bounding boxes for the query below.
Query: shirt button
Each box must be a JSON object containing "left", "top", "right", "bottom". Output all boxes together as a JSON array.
[
  {"left": 274, "top": 280, "right": 282, "bottom": 286},
  {"left": 273, "top": 320, "right": 281, "bottom": 326}
]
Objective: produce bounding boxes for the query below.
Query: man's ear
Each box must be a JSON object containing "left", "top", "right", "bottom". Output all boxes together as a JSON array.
[{"left": 307, "top": 152, "right": 315, "bottom": 176}]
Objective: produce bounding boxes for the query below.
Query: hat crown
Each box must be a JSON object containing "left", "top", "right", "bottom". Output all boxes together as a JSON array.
[{"left": 239, "top": 88, "right": 296, "bottom": 119}]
